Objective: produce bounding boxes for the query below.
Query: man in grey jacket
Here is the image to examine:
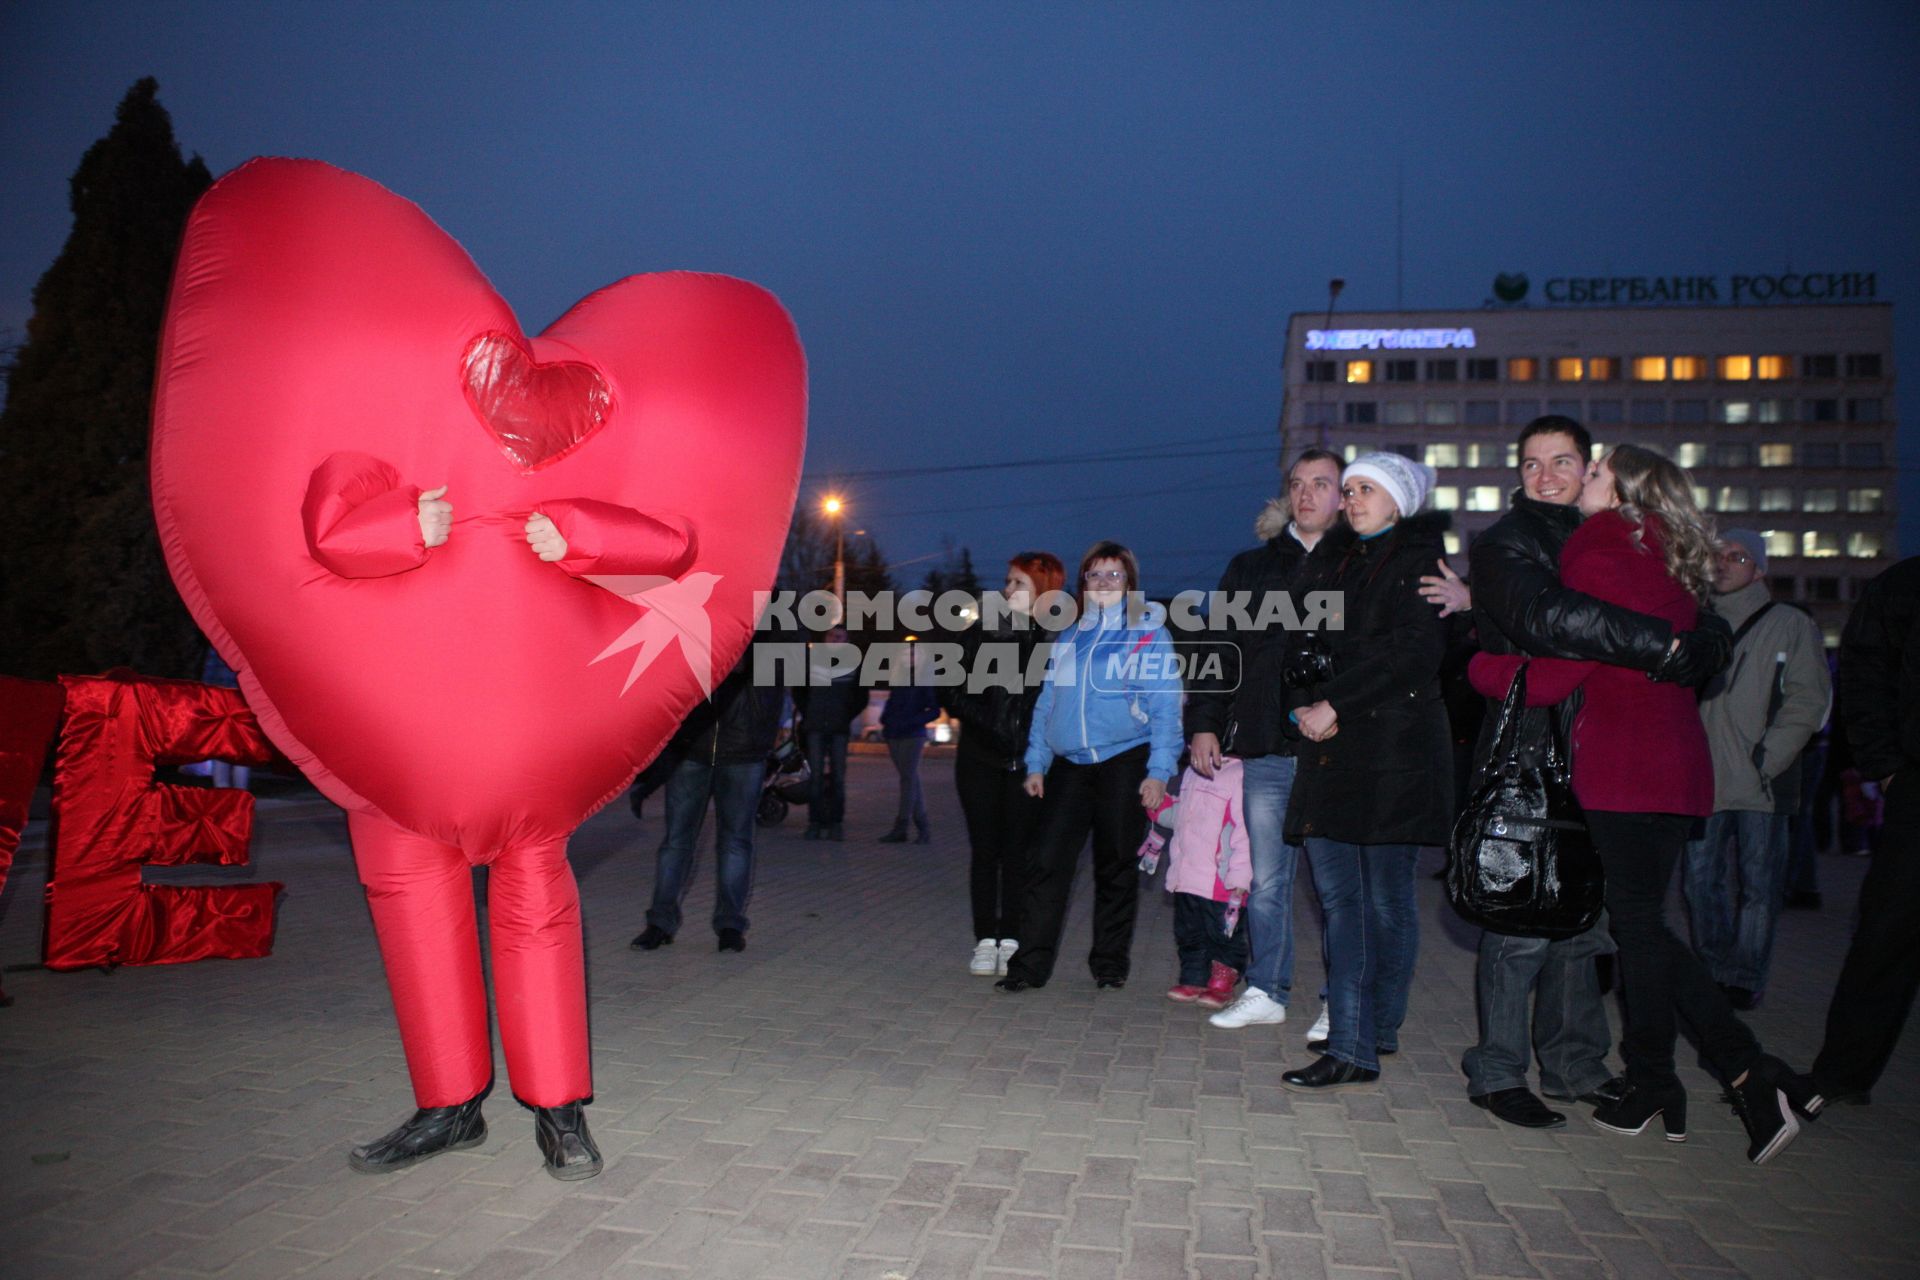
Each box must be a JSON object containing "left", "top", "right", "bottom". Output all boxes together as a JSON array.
[{"left": 1682, "top": 530, "right": 1831, "bottom": 1010}]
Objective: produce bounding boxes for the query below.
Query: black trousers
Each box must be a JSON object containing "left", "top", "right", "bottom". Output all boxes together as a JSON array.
[
  {"left": 1006, "top": 745, "right": 1148, "bottom": 985},
  {"left": 954, "top": 747, "right": 1041, "bottom": 941},
  {"left": 1589, "top": 811, "right": 1760, "bottom": 1090},
  {"left": 1173, "top": 892, "right": 1249, "bottom": 986},
  {"left": 1815, "top": 781, "right": 1920, "bottom": 1095}
]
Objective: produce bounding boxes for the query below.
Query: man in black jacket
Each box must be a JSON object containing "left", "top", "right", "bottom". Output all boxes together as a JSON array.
[
  {"left": 1446, "top": 417, "right": 1732, "bottom": 1129},
  {"left": 631, "top": 646, "right": 785, "bottom": 953},
  {"left": 1811, "top": 555, "right": 1920, "bottom": 1107},
  {"left": 1187, "top": 447, "right": 1343, "bottom": 1030}
]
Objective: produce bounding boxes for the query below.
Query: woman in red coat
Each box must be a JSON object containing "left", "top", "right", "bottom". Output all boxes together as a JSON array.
[{"left": 1469, "top": 445, "right": 1817, "bottom": 1165}]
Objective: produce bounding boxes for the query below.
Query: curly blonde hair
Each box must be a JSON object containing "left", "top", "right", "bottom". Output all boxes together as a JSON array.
[{"left": 1603, "top": 444, "right": 1718, "bottom": 602}]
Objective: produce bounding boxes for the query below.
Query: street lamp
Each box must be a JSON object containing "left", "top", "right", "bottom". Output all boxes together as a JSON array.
[{"left": 822, "top": 495, "right": 846, "bottom": 620}]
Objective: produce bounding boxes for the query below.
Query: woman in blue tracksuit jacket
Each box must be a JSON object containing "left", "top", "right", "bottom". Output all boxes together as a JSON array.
[{"left": 997, "top": 540, "right": 1184, "bottom": 991}]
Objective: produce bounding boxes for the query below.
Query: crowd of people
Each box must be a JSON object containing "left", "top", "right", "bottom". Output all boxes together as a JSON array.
[{"left": 626, "top": 414, "right": 1918, "bottom": 1171}]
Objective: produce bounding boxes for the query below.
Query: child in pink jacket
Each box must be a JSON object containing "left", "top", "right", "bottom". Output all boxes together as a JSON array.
[{"left": 1144, "top": 757, "right": 1253, "bottom": 1008}]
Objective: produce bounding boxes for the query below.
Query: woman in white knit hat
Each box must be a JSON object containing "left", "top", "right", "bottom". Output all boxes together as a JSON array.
[{"left": 1277, "top": 453, "right": 1455, "bottom": 1091}]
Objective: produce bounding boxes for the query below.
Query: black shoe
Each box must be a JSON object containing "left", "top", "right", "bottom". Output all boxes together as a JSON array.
[
  {"left": 1472, "top": 1087, "right": 1567, "bottom": 1128},
  {"left": 915, "top": 828, "right": 932, "bottom": 845},
  {"left": 879, "top": 828, "right": 909, "bottom": 843},
  {"left": 1592, "top": 1081, "right": 1688, "bottom": 1142},
  {"left": 1545, "top": 1074, "right": 1627, "bottom": 1108},
  {"left": 1095, "top": 977, "right": 1127, "bottom": 990},
  {"left": 717, "top": 928, "right": 746, "bottom": 953},
  {"left": 803, "top": 825, "right": 823, "bottom": 840},
  {"left": 630, "top": 925, "right": 673, "bottom": 951},
  {"left": 994, "top": 977, "right": 1040, "bottom": 993},
  {"left": 1784, "top": 890, "right": 1823, "bottom": 909},
  {"left": 828, "top": 824, "right": 844, "bottom": 841},
  {"left": 348, "top": 1092, "right": 487, "bottom": 1174},
  {"left": 1721, "top": 984, "right": 1759, "bottom": 1011},
  {"left": 1726, "top": 1060, "right": 1801, "bottom": 1165},
  {"left": 1282, "top": 1054, "right": 1380, "bottom": 1093},
  {"left": 1808, "top": 1083, "right": 1871, "bottom": 1112},
  {"left": 533, "top": 1101, "right": 603, "bottom": 1181}
]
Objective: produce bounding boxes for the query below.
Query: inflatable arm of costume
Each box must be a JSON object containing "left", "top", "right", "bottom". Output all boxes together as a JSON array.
[
  {"left": 302, "top": 452, "right": 428, "bottom": 578},
  {"left": 541, "top": 498, "right": 696, "bottom": 580}
]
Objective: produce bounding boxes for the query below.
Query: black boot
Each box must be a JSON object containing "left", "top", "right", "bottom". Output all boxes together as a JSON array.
[
  {"left": 1726, "top": 1058, "right": 1803, "bottom": 1165},
  {"left": 1591, "top": 1080, "right": 1688, "bottom": 1142},
  {"left": 348, "top": 1091, "right": 487, "bottom": 1174},
  {"left": 533, "top": 1100, "right": 603, "bottom": 1181}
]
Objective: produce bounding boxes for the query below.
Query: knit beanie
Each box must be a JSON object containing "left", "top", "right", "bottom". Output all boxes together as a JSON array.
[
  {"left": 1720, "top": 528, "right": 1768, "bottom": 575},
  {"left": 1342, "top": 453, "right": 1436, "bottom": 518}
]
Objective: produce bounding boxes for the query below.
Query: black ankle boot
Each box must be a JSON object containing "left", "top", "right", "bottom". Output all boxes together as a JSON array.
[
  {"left": 1591, "top": 1081, "right": 1688, "bottom": 1142},
  {"left": 1726, "top": 1061, "right": 1802, "bottom": 1165},
  {"left": 348, "top": 1091, "right": 488, "bottom": 1173},
  {"left": 533, "top": 1101, "right": 603, "bottom": 1181}
]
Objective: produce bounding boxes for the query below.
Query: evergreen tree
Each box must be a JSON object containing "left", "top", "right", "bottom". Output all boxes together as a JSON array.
[{"left": 0, "top": 78, "right": 212, "bottom": 678}]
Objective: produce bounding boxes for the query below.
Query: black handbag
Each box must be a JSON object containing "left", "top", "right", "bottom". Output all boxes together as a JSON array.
[{"left": 1445, "top": 663, "right": 1605, "bottom": 939}]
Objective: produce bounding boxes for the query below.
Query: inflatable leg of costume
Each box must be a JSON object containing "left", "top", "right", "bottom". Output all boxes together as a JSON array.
[
  {"left": 487, "top": 837, "right": 591, "bottom": 1107},
  {"left": 348, "top": 811, "right": 493, "bottom": 1107}
]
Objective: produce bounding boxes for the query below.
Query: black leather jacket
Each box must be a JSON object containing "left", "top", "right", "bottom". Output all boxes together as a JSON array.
[
  {"left": 943, "top": 624, "right": 1048, "bottom": 772},
  {"left": 1184, "top": 528, "right": 1313, "bottom": 759},
  {"left": 672, "top": 655, "right": 785, "bottom": 766},
  {"left": 1838, "top": 555, "right": 1920, "bottom": 785}
]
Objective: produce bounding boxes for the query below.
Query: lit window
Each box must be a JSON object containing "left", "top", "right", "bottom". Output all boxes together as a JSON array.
[
  {"left": 1675, "top": 443, "right": 1708, "bottom": 467},
  {"left": 1823, "top": 625, "right": 1843, "bottom": 646},
  {"left": 1764, "top": 530, "right": 1795, "bottom": 559},
  {"left": 1505, "top": 444, "right": 1520, "bottom": 468},
  {"left": 1720, "top": 401, "right": 1752, "bottom": 424},
  {"left": 1848, "top": 488, "right": 1885, "bottom": 513},
  {"left": 1590, "top": 399, "right": 1623, "bottom": 424},
  {"left": 1345, "top": 360, "right": 1373, "bottom": 384},
  {"left": 1759, "top": 488, "right": 1792, "bottom": 512},
  {"left": 1552, "top": 357, "right": 1584, "bottom": 382},
  {"left": 1631, "top": 356, "right": 1668, "bottom": 381},
  {"left": 1384, "top": 401, "right": 1419, "bottom": 424},
  {"left": 1424, "top": 401, "right": 1458, "bottom": 425},
  {"left": 1508, "top": 357, "right": 1538, "bottom": 382},
  {"left": 1717, "top": 486, "right": 1751, "bottom": 512},
  {"left": 1588, "top": 357, "right": 1619, "bottom": 382},
  {"left": 1671, "top": 356, "right": 1706, "bottom": 381},
  {"left": 1431, "top": 486, "right": 1460, "bottom": 510},
  {"left": 1630, "top": 399, "right": 1667, "bottom": 424},
  {"left": 1802, "top": 531, "right": 1841, "bottom": 559},
  {"left": 1464, "top": 400, "right": 1500, "bottom": 425},
  {"left": 1802, "top": 489, "right": 1840, "bottom": 513},
  {"left": 1466, "top": 486, "right": 1503, "bottom": 512},
  {"left": 1343, "top": 401, "right": 1377, "bottom": 424},
  {"left": 1755, "top": 400, "right": 1786, "bottom": 423},
  {"left": 1425, "top": 444, "right": 1460, "bottom": 467},
  {"left": 1342, "top": 444, "right": 1361, "bottom": 462},
  {"left": 1692, "top": 486, "right": 1710, "bottom": 510},
  {"left": 1718, "top": 355, "right": 1753, "bottom": 381},
  {"left": 1756, "top": 355, "right": 1791, "bottom": 380},
  {"left": 1848, "top": 532, "right": 1885, "bottom": 558},
  {"left": 1759, "top": 444, "right": 1793, "bottom": 467},
  {"left": 1464, "top": 444, "right": 1495, "bottom": 467},
  {"left": 1443, "top": 532, "right": 1462, "bottom": 555}
]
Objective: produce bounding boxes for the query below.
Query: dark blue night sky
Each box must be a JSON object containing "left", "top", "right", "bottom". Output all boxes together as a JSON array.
[{"left": 4, "top": 2, "right": 1916, "bottom": 592}]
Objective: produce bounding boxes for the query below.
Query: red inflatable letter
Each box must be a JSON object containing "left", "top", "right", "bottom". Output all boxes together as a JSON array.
[{"left": 45, "top": 673, "right": 282, "bottom": 969}]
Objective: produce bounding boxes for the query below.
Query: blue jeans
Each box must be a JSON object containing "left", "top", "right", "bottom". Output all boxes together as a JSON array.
[
  {"left": 1303, "top": 839, "right": 1419, "bottom": 1071},
  {"left": 646, "top": 756, "right": 765, "bottom": 935},
  {"left": 1461, "top": 920, "right": 1615, "bottom": 1098},
  {"left": 1239, "top": 753, "right": 1301, "bottom": 1003},
  {"left": 1683, "top": 809, "right": 1791, "bottom": 993}
]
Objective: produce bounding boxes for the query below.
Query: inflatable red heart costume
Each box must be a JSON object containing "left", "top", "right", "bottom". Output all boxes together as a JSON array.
[{"left": 151, "top": 159, "right": 806, "bottom": 1118}]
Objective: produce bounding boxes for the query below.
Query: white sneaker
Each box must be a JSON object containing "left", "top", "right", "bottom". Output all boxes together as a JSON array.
[
  {"left": 1307, "top": 1004, "right": 1330, "bottom": 1042},
  {"left": 1208, "top": 986, "right": 1287, "bottom": 1029},
  {"left": 996, "top": 939, "right": 1019, "bottom": 976},
  {"left": 970, "top": 939, "right": 999, "bottom": 976}
]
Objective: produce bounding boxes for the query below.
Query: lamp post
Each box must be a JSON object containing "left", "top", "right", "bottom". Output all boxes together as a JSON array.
[{"left": 822, "top": 495, "right": 846, "bottom": 623}]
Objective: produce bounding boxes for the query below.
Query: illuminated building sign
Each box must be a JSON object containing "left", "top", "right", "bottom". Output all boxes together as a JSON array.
[{"left": 1304, "top": 327, "right": 1476, "bottom": 351}]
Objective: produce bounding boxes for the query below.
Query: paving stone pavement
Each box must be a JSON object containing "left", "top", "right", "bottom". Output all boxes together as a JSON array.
[{"left": 2, "top": 750, "right": 1916, "bottom": 1279}]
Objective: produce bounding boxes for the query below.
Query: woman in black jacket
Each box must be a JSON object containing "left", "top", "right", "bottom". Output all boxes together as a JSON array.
[
  {"left": 944, "top": 552, "right": 1065, "bottom": 977},
  {"left": 1282, "top": 454, "right": 1453, "bottom": 1091}
]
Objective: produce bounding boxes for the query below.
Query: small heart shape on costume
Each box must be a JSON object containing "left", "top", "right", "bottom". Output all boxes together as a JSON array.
[{"left": 462, "top": 332, "right": 614, "bottom": 471}]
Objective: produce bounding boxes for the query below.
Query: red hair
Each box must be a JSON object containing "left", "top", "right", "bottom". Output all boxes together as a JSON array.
[{"left": 1008, "top": 551, "right": 1065, "bottom": 597}]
